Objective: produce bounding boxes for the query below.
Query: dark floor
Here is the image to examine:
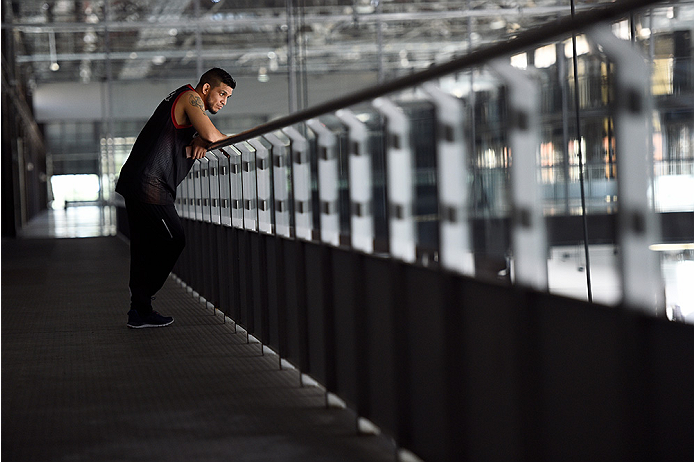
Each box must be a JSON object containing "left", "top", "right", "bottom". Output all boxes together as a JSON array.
[{"left": 1, "top": 237, "right": 397, "bottom": 462}]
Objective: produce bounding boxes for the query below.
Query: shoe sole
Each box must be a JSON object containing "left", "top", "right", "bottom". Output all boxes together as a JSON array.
[{"left": 127, "top": 319, "right": 174, "bottom": 329}]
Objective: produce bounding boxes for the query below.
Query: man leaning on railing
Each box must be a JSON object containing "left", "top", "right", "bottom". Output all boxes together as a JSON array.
[{"left": 115, "top": 68, "right": 235, "bottom": 329}]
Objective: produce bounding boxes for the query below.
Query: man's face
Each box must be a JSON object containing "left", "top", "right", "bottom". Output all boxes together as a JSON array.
[{"left": 205, "top": 83, "right": 233, "bottom": 114}]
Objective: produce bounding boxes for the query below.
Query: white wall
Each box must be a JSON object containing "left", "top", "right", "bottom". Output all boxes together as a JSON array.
[{"left": 33, "top": 72, "right": 379, "bottom": 123}]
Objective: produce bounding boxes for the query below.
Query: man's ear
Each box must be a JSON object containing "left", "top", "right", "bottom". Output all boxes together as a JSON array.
[{"left": 202, "top": 83, "right": 211, "bottom": 95}]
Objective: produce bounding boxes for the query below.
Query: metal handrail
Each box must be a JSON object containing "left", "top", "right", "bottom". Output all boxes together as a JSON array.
[{"left": 209, "top": 0, "right": 665, "bottom": 151}]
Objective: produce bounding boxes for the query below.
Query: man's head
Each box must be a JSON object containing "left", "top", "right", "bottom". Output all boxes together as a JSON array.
[{"left": 195, "top": 68, "right": 236, "bottom": 114}]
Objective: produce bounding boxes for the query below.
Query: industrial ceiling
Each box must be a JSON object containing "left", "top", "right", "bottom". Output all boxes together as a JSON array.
[{"left": 5, "top": 0, "right": 653, "bottom": 90}]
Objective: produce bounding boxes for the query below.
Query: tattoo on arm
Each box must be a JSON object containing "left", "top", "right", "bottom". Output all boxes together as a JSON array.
[{"left": 189, "top": 93, "right": 205, "bottom": 112}]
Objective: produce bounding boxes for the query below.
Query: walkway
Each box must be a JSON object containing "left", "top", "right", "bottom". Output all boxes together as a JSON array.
[{"left": 1, "top": 236, "right": 396, "bottom": 462}]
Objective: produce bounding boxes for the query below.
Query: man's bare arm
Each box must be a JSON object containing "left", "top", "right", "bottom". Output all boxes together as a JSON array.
[
  {"left": 183, "top": 92, "right": 228, "bottom": 144},
  {"left": 187, "top": 136, "right": 209, "bottom": 160}
]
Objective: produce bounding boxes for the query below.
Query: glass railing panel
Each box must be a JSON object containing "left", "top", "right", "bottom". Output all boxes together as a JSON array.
[
  {"left": 336, "top": 108, "right": 377, "bottom": 254},
  {"left": 184, "top": 167, "right": 195, "bottom": 221},
  {"left": 342, "top": 106, "right": 389, "bottom": 254},
  {"left": 306, "top": 115, "right": 351, "bottom": 247},
  {"left": 207, "top": 151, "right": 222, "bottom": 226},
  {"left": 235, "top": 141, "right": 259, "bottom": 232},
  {"left": 192, "top": 160, "right": 204, "bottom": 223},
  {"left": 464, "top": 70, "right": 514, "bottom": 282},
  {"left": 189, "top": 1, "right": 693, "bottom": 319},
  {"left": 283, "top": 125, "right": 317, "bottom": 241},
  {"left": 215, "top": 148, "right": 233, "bottom": 228},
  {"left": 372, "top": 96, "right": 420, "bottom": 264},
  {"left": 423, "top": 82, "right": 475, "bottom": 275},
  {"left": 248, "top": 137, "right": 275, "bottom": 235},
  {"left": 175, "top": 178, "right": 185, "bottom": 219},
  {"left": 264, "top": 130, "right": 294, "bottom": 238},
  {"left": 227, "top": 145, "right": 244, "bottom": 229}
]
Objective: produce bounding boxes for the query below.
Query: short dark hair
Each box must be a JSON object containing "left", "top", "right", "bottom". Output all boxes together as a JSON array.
[{"left": 196, "top": 68, "right": 236, "bottom": 90}]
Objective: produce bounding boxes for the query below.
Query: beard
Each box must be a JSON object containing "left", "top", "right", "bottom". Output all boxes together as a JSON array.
[{"left": 206, "top": 95, "right": 218, "bottom": 114}]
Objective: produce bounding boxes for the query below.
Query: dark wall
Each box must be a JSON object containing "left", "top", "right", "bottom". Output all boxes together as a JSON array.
[{"left": 2, "top": 12, "right": 48, "bottom": 237}]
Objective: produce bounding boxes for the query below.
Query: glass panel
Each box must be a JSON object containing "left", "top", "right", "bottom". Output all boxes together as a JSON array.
[
  {"left": 181, "top": 3, "right": 694, "bottom": 321},
  {"left": 264, "top": 131, "right": 294, "bottom": 238}
]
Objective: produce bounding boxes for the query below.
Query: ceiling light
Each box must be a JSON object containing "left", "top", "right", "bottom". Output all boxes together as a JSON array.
[
  {"left": 565, "top": 35, "right": 591, "bottom": 58},
  {"left": 490, "top": 18, "right": 506, "bottom": 30},
  {"left": 83, "top": 31, "right": 97, "bottom": 44},
  {"left": 650, "top": 243, "right": 694, "bottom": 251},
  {"left": 510, "top": 53, "right": 527, "bottom": 70},
  {"left": 534, "top": 44, "right": 557, "bottom": 69},
  {"left": 48, "top": 31, "right": 59, "bottom": 72}
]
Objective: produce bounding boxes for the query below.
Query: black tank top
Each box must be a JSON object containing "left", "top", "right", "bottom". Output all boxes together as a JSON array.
[{"left": 116, "top": 85, "right": 197, "bottom": 205}]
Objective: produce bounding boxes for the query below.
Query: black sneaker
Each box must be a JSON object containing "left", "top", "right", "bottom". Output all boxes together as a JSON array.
[{"left": 127, "top": 309, "right": 174, "bottom": 329}]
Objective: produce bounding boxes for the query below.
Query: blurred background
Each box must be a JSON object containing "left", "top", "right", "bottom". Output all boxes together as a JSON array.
[{"left": 2, "top": 0, "right": 693, "bottom": 320}]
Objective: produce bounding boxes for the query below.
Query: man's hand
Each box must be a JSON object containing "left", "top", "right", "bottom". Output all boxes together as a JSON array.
[{"left": 188, "top": 136, "right": 210, "bottom": 160}]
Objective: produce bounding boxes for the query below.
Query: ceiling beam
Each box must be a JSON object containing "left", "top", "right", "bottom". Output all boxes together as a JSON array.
[{"left": 2, "top": 5, "right": 596, "bottom": 34}]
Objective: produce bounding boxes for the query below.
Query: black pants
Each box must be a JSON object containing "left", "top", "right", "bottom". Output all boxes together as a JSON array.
[{"left": 125, "top": 199, "right": 185, "bottom": 315}]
